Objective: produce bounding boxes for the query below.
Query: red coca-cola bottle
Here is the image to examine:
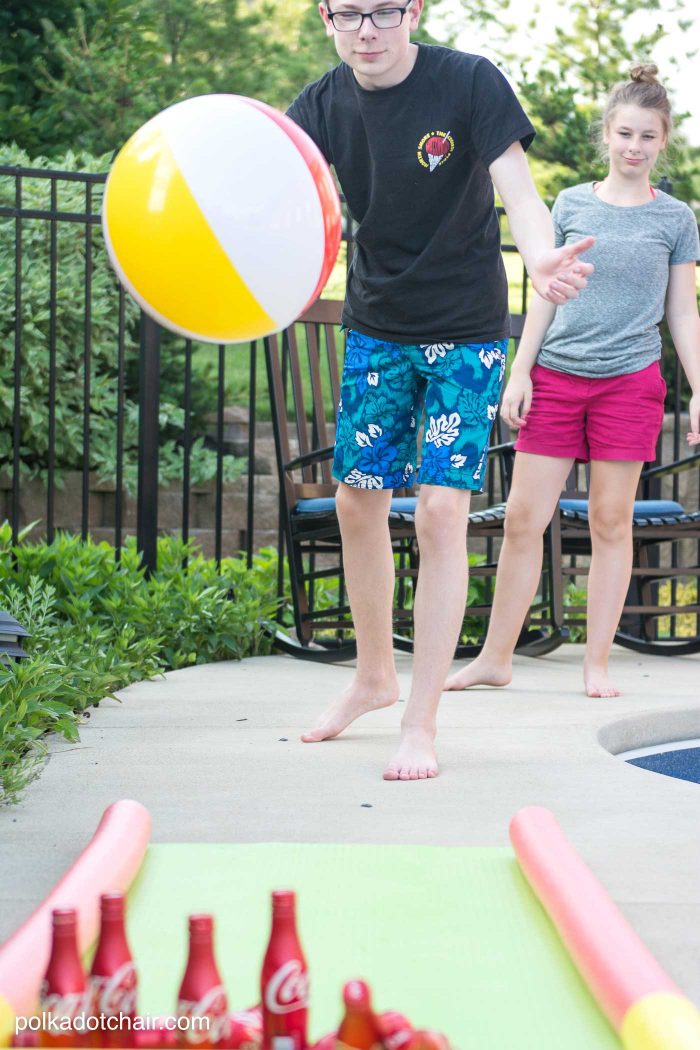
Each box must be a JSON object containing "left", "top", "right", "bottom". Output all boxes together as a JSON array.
[
  {"left": 335, "top": 982, "right": 381, "bottom": 1050},
  {"left": 260, "top": 891, "right": 308, "bottom": 1050},
  {"left": 39, "top": 908, "right": 90, "bottom": 1048},
  {"left": 176, "top": 915, "right": 230, "bottom": 1049},
  {"left": 90, "top": 893, "right": 138, "bottom": 1047}
]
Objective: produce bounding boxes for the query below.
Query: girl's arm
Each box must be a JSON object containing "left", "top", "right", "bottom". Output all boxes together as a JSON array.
[
  {"left": 500, "top": 293, "right": 557, "bottom": 428},
  {"left": 665, "top": 261, "right": 700, "bottom": 445}
]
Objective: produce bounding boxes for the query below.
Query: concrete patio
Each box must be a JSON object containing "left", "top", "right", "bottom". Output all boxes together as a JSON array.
[{"left": 1, "top": 644, "right": 699, "bottom": 1005}]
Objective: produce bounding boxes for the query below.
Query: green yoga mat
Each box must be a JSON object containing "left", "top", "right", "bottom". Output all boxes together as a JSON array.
[{"left": 126, "top": 844, "right": 621, "bottom": 1049}]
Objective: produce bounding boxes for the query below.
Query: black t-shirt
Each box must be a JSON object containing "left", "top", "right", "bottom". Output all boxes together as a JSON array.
[{"left": 286, "top": 44, "right": 535, "bottom": 344}]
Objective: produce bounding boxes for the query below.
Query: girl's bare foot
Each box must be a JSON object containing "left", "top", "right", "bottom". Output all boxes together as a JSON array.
[
  {"left": 301, "top": 675, "right": 400, "bottom": 742},
  {"left": 584, "top": 662, "right": 621, "bottom": 698},
  {"left": 444, "top": 654, "right": 512, "bottom": 691},
  {"left": 383, "top": 725, "right": 438, "bottom": 781}
]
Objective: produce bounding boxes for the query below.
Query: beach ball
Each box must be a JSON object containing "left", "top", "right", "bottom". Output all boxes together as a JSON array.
[{"left": 102, "top": 95, "right": 341, "bottom": 343}]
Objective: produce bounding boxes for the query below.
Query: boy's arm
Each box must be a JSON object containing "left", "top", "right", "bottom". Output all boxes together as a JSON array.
[
  {"left": 665, "top": 261, "right": 700, "bottom": 444},
  {"left": 489, "top": 142, "right": 594, "bottom": 304},
  {"left": 500, "top": 293, "right": 556, "bottom": 428}
]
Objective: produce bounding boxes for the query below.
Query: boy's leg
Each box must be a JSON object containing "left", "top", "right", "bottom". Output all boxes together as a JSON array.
[
  {"left": 301, "top": 484, "right": 399, "bottom": 742},
  {"left": 584, "top": 459, "right": 643, "bottom": 698},
  {"left": 302, "top": 330, "right": 420, "bottom": 743},
  {"left": 445, "top": 451, "right": 573, "bottom": 690},
  {"left": 381, "top": 336, "right": 510, "bottom": 779},
  {"left": 383, "top": 484, "right": 471, "bottom": 780}
]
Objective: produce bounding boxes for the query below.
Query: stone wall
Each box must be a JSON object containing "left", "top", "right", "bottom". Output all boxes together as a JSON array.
[{"left": 0, "top": 408, "right": 284, "bottom": 559}]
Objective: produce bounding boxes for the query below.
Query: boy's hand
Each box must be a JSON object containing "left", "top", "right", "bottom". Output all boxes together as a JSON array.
[
  {"left": 688, "top": 393, "right": 700, "bottom": 446},
  {"left": 500, "top": 372, "right": 533, "bottom": 429},
  {"left": 531, "top": 237, "right": 595, "bottom": 304}
]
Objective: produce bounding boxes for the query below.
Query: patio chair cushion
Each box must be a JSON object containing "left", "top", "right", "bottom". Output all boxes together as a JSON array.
[
  {"left": 294, "top": 496, "right": 418, "bottom": 515},
  {"left": 297, "top": 497, "right": 697, "bottom": 530},
  {"left": 293, "top": 496, "right": 509, "bottom": 526},
  {"left": 559, "top": 498, "right": 691, "bottom": 527}
]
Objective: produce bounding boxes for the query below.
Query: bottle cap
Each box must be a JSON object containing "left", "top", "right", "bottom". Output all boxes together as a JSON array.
[
  {"left": 343, "top": 980, "right": 371, "bottom": 1008},
  {"left": 271, "top": 890, "right": 296, "bottom": 911},
  {"left": 188, "top": 914, "right": 214, "bottom": 934},
  {"left": 100, "top": 892, "right": 125, "bottom": 917},
  {"left": 51, "top": 908, "right": 77, "bottom": 926}
]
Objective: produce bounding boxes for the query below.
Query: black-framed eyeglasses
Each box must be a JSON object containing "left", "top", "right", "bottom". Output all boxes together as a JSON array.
[{"left": 326, "top": 0, "right": 413, "bottom": 31}]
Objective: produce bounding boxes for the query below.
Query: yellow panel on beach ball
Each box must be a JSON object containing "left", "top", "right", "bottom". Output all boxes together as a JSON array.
[{"left": 103, "top": 125, "right": 274, "bottom": 342}]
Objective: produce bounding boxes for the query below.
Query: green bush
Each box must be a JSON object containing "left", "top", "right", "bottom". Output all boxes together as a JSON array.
[
  {"left": 563, "top": 583, "right": 588, "bottom": 643},
  {"left": 0, "top": 144, "right": 240, "bottom": 495},
  {"left": 0, "top": 524, "right": 280, "bottom": 804}
]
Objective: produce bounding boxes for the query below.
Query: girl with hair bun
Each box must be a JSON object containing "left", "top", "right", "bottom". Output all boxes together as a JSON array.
[{"left": 447, "top": 64, "right": 700, "bottom": 699}]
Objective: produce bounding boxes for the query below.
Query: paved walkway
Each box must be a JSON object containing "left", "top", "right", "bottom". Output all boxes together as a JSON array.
[{"left": 1, "top": 645, "right": 699, "bottom": 1003}]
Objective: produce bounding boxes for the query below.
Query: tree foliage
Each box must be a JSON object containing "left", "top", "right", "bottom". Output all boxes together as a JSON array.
[
  {"left": 2, "top": 0, "right": 698, "bottom": 199},
  {"left": 1, "top": 0, "right": 330, "bottom": 156},
  {"left": 4, "top": 0, "right": 508, "bottom": 158},
  {"left": 0, "top": 0, "right": 78, "bottom": 153},
  {"left": 510, "top": 0, "right": 699, "bottom": 202}
]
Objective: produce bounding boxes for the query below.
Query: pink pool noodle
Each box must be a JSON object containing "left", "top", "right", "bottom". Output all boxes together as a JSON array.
[
  {"left": 509, "top": 806, "right": 680, "bottom": 1032},
  {"left": 0, "top": 799, "right": 151, "bottom": 1019}
]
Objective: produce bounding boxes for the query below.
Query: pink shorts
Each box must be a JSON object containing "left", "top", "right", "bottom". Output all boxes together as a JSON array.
[{"left": 514, "top": 361, "right": 666, "bottom": 463}]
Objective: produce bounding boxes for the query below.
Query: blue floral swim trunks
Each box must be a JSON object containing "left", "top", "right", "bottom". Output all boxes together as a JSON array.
[{"left": 333, "top": 330, "right": 508, "bottom": 492}]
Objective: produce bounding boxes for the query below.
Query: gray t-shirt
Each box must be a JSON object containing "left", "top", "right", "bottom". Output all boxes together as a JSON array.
[{"left": 538, "top": 183, "right": 700, "bottom": 377}]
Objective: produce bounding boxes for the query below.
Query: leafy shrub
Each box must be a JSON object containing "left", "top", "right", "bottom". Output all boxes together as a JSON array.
[
  {"left": 657, "top": 579, "right": 698, "bottom": 639},
  {"left": 462, "top": 554, "right": 492, "bottom": 643},
  {"left": 563, "top": 583, "right": 588, "bottom": 643},
  {"left": 0, "top": 525, "right": 280, "bottom": 803}
]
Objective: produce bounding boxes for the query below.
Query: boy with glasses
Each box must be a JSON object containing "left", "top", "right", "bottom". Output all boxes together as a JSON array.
[{"left": 287, "top": 0, "right": 594, "bottom": 780}]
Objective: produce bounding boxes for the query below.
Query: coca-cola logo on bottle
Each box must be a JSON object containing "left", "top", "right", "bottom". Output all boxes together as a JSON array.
[
  {"left": 383, "top": 1030, "right": 413, "bottom": 1050},
  {"left": 40, "top": 983, "right": 91, "bottom": 1025},
  {"left": 264, "top": 961, "right": 309, "bottom": 1015},
  {"left": 177, "top": 985, "right": 230, "bottom": 1046},
  {"left": 91, "top": 961, "right": 137, "bottom": 1016}
]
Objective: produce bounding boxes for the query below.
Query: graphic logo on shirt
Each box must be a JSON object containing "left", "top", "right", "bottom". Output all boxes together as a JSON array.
[{"left": 417, "top": 130, "right": 455, "bottom": 172}]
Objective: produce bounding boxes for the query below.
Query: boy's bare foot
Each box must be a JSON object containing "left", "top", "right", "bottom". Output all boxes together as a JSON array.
[
  {"left": 444, "top": 655, "right": 512, "bottom": 691},
  {"left": 301, "top": 676, "right": 400, "bottom": 742},
  {"left": 383, "top": 726, "right": 438, "bottom": 781},
  {"left": 584, "top": 663, "right": 621, "bottom": 698}
]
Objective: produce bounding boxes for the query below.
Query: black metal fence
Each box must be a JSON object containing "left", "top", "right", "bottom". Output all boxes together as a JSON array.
[
  {"left": 1, "top": 162, "right": 696, "bottom": 580},
  {"left": 0, "top": 164, "right": 279, "bottom": 569},
  {"left": 0, "top": 162, "right": 530, "bottom": 571}
]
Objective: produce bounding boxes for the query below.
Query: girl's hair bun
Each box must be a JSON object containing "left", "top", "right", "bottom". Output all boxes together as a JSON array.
[{"left": 630, "top": 63, "right": 660, "bottom": 84}]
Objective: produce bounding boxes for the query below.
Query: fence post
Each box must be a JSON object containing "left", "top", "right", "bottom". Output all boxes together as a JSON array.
[{"left": 137, "top": 313, "right": 161, "bottom": 575}]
